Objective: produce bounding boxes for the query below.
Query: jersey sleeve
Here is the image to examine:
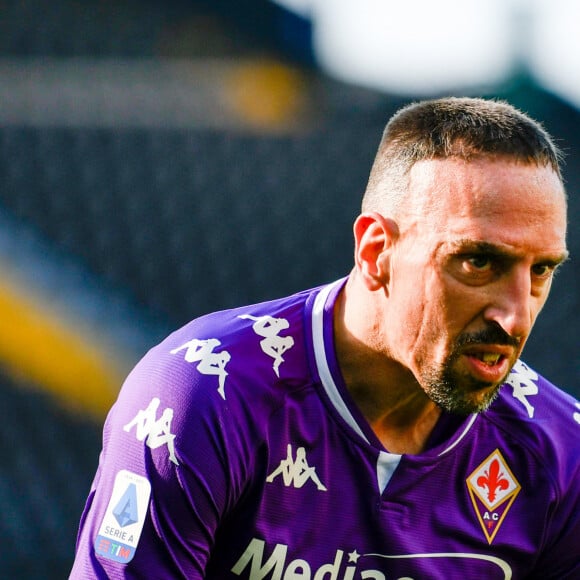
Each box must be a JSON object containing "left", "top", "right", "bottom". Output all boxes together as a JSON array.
[
  {"left": 528, "top": 396, "right": 580, "bottom": 579},
  {"left": 70, "top": 327, "right": 262, "bottom": 578},
  {"left": 531, "top": 497, "right": 580, "bottom": 579}
]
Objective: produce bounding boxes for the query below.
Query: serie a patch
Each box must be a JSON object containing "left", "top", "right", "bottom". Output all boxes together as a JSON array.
[
  {"left": 94, "top": 470, "right": 151, "bottom": 563},
  {"left": 466, "top": 449, "right": 521, "bottom": 544}
]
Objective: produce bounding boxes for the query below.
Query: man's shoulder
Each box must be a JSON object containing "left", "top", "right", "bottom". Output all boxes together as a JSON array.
[
  {"left": 496, "top": 359, "right": 578, "bottom": 426},
  {"left": 167, "top": 284, "right": 320, "bottom": 348},
  {"left": 107, "top": 285, "right": 328, "bottom": 467},
  {"left": 121, "top": 285, "right": 323, "bottom": 414},
  {"left": 486, "top": 359, "right": 579, "bottom": 471}
]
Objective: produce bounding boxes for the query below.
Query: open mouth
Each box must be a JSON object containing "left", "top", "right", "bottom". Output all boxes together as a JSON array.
[
  {"left": 470, "top": 352, "right": 504, "bottom": 366},
  {"left": 456, "top": 332, "right": 518, "bottom": 384},
  {"left": 461, "top": 348, "right": 512, "bottom": 383}
]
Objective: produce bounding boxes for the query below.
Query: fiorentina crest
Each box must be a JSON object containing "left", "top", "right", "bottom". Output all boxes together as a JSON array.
[{"left": 466, "top": 449, "right": 521, "bottom": 544}]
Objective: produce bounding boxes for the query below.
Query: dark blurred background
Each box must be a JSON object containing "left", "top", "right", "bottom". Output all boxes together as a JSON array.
[{"left": 0, "top": 1, "right": 578, "bottom": 577}]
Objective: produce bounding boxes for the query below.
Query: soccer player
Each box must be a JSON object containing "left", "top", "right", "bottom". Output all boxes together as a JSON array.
[{"left": 71, "top": 97, "right": 579, "bottom": 579}]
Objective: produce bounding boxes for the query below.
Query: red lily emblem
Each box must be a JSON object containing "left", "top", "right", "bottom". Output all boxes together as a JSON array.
[
  {"left": 467, "top": 449, "right": 521, "bottom": 544},
  {"left": 477, "top": 459, "right": 510, "bottom": 503}
]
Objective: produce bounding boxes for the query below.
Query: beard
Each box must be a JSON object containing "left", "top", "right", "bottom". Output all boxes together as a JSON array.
[
  {"left": 422, "top": 362, "right": 502, "bottom": 415},
  {"left": 420, "top": 325, "right": 521, "bottom": 415}
]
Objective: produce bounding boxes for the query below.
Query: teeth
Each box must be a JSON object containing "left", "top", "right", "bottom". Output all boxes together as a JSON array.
[{"left": 479, "top": 353, "right": 501, "bottom": 365}]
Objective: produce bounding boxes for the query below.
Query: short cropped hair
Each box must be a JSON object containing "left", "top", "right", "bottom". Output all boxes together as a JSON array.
[{"left": 362, "top": 97, "right": 564, "bottom": 215}]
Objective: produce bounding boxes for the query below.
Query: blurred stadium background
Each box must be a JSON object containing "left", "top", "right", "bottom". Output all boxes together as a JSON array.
[{"left": 0, "top": 0, "right": 578, "bottom": 577}]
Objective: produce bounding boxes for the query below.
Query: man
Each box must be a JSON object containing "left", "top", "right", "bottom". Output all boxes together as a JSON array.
[{"left": 71, "top": 97, "right": 579, "bottom": 578}]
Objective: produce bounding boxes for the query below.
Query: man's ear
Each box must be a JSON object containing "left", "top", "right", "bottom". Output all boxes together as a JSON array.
[{"left": 353, "top": 212, "right": 399, "bottom": 291}]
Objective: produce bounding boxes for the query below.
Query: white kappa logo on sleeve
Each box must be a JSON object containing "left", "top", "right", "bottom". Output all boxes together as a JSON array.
[
  {"left": 239, "top": 314, "right": 295, "bottom": 377},
  {"left": 123, "top": 397, "right": 179, "bottom": 465},
  {"left": 170, "top": 337, "right": 231, "bottom": 399},
  {"left": 505, "top": 360, "right": 538, "bottom": 418}
]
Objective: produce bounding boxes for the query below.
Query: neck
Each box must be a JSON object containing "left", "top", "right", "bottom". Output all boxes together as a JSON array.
[{"left": 334, "top": 276, "right": 442, "bottom": 455}]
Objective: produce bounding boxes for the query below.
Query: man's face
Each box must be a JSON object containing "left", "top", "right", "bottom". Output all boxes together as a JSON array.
[{"left": 385, "top": 157, "right": 568, "bottom": 414}]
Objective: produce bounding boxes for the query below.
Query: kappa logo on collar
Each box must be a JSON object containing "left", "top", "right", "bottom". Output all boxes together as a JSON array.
[{"left": 466, "top": 449, "right": 521, "bottom": 544}]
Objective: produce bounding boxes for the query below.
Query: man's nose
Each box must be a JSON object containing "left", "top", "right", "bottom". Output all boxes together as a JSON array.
[{"left": 483, "top": 269, "right": 536, "bottom": 341}]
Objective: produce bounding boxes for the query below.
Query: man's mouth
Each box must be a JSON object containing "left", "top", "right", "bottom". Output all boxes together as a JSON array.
[
  {"left": 470, "top": 352, "right": 504, "bottom": 366},
  {"left": 460, "top": 346, "right": 513, "bottom": 383}
]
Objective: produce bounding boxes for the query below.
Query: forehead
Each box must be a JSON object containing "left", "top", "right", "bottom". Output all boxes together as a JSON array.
[{"left": 404, "top": 158, "right": 567, "bottom": 254}]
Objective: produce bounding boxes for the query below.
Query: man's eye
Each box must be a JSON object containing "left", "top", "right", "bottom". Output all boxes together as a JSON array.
[
  {"left": 465, "top": 256, "right": 492, "bottom": 272},
  {"left": 531, "top": 263, "right": 555, "bottom": 278}
]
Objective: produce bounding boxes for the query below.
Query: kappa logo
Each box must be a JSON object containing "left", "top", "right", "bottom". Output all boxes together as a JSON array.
[
  {"left": 505, "top": 360, "right": 538, "bottom": 418},
  {"left": 466, "top": 449, "right": 521, "bottom": 544},
  {"left": 171, "top": 337, "right": 231, "bottom": 399},
  {"left": 123, "top": 397, "right": 179, "bottom": 465},
  {"left": 239, "top": 314, "right": 294, "bottom": 377},
  {"left": 266, "top": 444, "right": 327, "bottom": 491}
]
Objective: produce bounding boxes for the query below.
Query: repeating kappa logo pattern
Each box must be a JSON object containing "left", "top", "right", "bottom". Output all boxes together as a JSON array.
[
  {"left": 170, "top": 313, "right": 294, "bottom": 400},
  {"left": 466, "top": 449, "right": 521, "bottom": 544}
]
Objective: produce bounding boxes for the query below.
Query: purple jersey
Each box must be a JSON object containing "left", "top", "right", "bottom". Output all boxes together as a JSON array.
[{"left": 71, "top": 279, "right": 580, "bottom": 579}]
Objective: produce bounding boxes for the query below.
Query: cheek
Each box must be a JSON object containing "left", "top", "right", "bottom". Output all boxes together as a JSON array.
[
  {"left": 442, "top": 278, "right": 489, "bottom": 331},
  {"left": 389, "top": 257, "right": 458, "bottom": 358},
  {"left": 414, "top": 303, "right": 453, "bottom": 362},
  {"left": 410, "top": 279, "right": 468, "bottom": 362},
  {"left": 391, "top": 283, "right": 450, "bottom": 360}
]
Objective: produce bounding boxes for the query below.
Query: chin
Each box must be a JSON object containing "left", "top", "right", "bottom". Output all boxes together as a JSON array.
[
  {"left": 466, "top": 385, "right": 502, "bottom": 413},
  {"left": 425, "top": 375, "right": 504, "bottom": 416}
]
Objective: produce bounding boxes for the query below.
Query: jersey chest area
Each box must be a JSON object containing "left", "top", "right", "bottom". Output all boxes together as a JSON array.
[{"left": 208, "top": 417, "right": 545, "bottom": 579}]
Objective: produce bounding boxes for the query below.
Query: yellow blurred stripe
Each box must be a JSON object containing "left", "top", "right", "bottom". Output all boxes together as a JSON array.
[
  {"left": 0, "top": 278, "right": 122, "bottom": 419},
  {"left": 225, "top": 59, "right": 308, "bottom": 130}
]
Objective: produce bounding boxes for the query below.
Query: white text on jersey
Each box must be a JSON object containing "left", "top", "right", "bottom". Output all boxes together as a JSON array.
[{"left": 231, "top": 538, "right": 513, "bottom": 579}]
